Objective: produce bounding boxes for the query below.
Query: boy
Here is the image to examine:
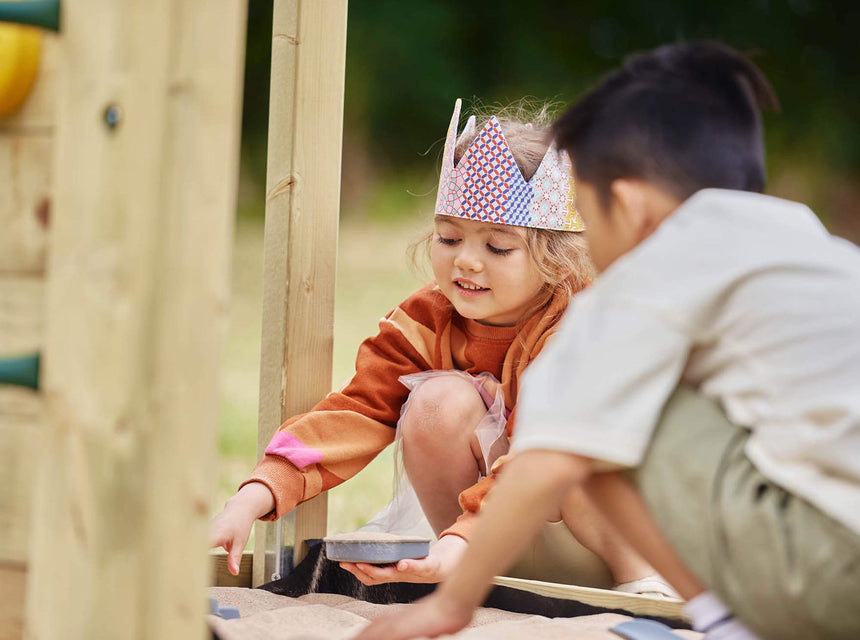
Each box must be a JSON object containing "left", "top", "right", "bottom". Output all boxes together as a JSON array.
[{"left": 355, "top": 42, "right": 860, "bottom": 640}]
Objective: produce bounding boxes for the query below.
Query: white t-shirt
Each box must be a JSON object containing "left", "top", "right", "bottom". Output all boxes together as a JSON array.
[{"left": 514, "top": 189, "right": 860, "bottom": 534}]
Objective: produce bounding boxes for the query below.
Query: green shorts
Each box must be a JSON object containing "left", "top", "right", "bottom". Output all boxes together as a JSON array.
[{"left": 634, "top": 387, "right": 860, "bottom": 640}]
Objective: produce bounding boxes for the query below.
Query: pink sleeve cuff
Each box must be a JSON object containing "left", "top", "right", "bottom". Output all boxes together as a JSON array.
[{"left": 240, "top": 455, "right": 306, "bottom": 520}]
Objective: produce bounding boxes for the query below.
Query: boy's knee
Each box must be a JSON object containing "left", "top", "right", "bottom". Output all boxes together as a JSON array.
[
  {"left": 400, "top": 375, "right": 485, "bottom": 445},
  {"left": 581, "top": 471, "right": 629, "bottom": 503}
]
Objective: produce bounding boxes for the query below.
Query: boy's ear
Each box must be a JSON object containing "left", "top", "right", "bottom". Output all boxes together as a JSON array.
[{"left": 609, "top": 179, "right": 653, "bottom": 241}]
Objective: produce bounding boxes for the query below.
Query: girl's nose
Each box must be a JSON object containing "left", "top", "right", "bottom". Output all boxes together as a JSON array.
[{"left": 454, "top": 247, "right": 482, "bottom": 272}]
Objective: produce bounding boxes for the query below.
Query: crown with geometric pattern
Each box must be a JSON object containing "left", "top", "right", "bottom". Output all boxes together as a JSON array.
[{"left": 435, "top": 99, "right": 584, "bottom": 231}]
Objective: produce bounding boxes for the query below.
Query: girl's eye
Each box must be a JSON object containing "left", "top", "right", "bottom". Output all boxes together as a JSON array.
[
  {"left": 487, "top": 244, "right": 514, "bottom": 256},
  {"left": 436, "top": 236, "right": 460, "bottom": 246}
]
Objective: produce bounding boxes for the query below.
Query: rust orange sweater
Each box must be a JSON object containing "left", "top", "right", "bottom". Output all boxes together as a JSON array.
[{"left": 241, "top": 283, "right": 570, "bottom": 539}]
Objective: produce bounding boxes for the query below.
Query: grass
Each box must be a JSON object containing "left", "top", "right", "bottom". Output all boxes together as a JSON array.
[{"left": 214, "top": 210, "right": 429, "bottom": 536}]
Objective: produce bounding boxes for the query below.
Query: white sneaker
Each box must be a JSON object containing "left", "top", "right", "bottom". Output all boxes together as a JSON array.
[{"left": 614, "top": 575, "right": 681, "bottom": 600}]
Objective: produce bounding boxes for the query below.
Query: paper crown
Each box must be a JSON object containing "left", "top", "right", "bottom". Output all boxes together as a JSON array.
[{"left": 435, "top": 99, "right": 584, "bottom": 232}]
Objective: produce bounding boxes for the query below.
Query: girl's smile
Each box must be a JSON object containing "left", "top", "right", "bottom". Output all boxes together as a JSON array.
[
  {"left": 431, "top": 216, "right": 545, "bottom": 326},
  {"left": 454, "top": 278, "right": 488, "bottom": 295}
]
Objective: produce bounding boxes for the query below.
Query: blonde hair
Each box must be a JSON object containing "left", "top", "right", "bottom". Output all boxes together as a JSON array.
[{"left": 448, "top": 103, "right": 596, "bottom": 316}]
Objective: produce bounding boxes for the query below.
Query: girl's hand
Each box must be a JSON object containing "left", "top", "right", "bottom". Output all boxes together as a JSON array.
[
  {"left": 209, "top": 482, "right": 275, "bottom": 576},
  {"left": 339, "top": 534, "right": 467, "bottom": 585},
  {"left": 351, "top": 591, "right": 473, "bottom": 640}
]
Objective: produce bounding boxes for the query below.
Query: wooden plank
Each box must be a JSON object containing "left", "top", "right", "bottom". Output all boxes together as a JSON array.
[
  {"left": 0, "top": 32, "right": 56, "bottom": 274},
  {"left": 0, "top": 388, "right": 41, "bottom": 565},
  {"left": 0, "top": 135, "right": 52, "bottom": 274},
  {"left": 253, "top": 0, "right": 347, "bottom": 586},
  {"left": 24, "top": 2, "right": 248, "bottom": 639},
  {"left": 0, "top": 276, "right": 43, "bottom": 354},
  {"left": 211, "top": 550, "right": 254, "bottom": 588},
  {"left": 0, "top": 386, "right": 41, "bottom": 417},
  {"left": 492, "top": 576, "right": 686, "bottom": 620},
  {"left": 0, "top": 21, "right": 54, "bottom": 639},
  {"left": 0, "top": 563, "right": 26, "bottom": 640}
]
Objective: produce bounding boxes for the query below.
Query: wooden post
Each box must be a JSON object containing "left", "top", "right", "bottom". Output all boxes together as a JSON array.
[
  {"left": 0, "top": 28, "right": 57, "bottom": 640},
  {"left": 24, "top": 2, "right": 247, "bottom": 639},
  {"left": 253, "top": 0, "right": 348, "bottom": 586}
]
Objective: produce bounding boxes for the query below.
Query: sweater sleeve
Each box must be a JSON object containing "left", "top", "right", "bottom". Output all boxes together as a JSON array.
[
  {"left": 440, "top": 453, "right": 512, "bottom": 540},
  {"left": 241, "top": 286, "right": 447, "bottom": 520}
]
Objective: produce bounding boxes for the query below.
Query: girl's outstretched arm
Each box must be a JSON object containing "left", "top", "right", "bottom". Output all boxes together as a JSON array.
[
  {"left": 209, "top": 481, "right": 275, "bottom": 575},
  {"left": 351, "top": 449, "right": 593, "bottom": 640}
]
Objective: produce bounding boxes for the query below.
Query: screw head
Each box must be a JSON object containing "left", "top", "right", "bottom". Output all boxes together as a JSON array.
[{"left": 103, "top": 104, "right": 123, "bottom": 130}]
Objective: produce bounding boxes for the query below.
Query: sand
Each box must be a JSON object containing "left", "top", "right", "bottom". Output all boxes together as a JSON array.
[
  {"left": 208, "top": 587, "right": 704, "bottom": 640},
  {"left": 324, "top": 531, "right": 431, "bottom": 563},
  {"left": 324, "top": 531, "right": 430, "bottom": 543}
]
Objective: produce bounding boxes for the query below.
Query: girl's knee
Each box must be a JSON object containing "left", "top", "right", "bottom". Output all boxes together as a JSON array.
[{"left": 401, "top": 375, "right": 486, "bottom": 445}]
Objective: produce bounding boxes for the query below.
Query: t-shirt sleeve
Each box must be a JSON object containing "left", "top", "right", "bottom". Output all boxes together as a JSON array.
[{"left": 512, "top": 296, "right": 690, "bottom": 468}]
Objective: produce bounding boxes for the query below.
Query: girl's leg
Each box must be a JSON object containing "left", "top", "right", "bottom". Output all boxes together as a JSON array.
[
  {"left": 399, "top": 373, "right": 669, "bottom": 592},
  {"left": 559, "top": 486, "right": 662, "bottom": 585},
  {"left": 577, "top": 473, "right": 703, "bottom": 595},
  {"left": 399, "top": 374, "right": 487, "bottom": 536}
]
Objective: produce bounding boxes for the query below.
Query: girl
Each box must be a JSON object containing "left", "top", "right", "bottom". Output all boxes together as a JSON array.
[{"left": 210, "top": 99, "right": 674, "bottom": 597}]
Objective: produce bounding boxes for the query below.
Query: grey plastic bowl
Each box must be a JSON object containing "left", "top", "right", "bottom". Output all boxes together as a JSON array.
[{"left": 324, "top": 536, "right": 431, "bottom": 564}]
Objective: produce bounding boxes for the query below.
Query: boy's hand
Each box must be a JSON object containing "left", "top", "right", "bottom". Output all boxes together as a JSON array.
[
  {"left": 351, "top": 591, "right": 472, "bottom": 640},
  {"left": 209, "top": 482, "right": 275, "bottom": 576},
  {"left": 339, "top": 534, "right": 467, "bottom": 585}
]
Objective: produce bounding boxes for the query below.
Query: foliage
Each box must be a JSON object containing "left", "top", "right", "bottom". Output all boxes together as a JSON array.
[{"left": 240, "top": 1, "right": 858, "bottom": 222}]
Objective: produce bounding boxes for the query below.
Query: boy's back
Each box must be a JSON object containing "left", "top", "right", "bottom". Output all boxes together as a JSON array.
[{"left": 516, "top": 187, "right": 860, "bottom": 534}]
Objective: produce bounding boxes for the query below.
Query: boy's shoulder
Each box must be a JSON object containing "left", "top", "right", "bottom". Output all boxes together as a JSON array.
[
  {"left": 592, "top": 188, "right": 860, "bottom": 315},
  {"left": 677, "top": 188, "right": 819, "bottom": 228},
  {"left": 672, "top": 189, "right": 859, "bottom": 264},
  {"left": 642, "top": 188, "right": 842, "bottom": 262}
]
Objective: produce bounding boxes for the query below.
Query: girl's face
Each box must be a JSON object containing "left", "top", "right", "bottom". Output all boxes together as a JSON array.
[{"left": 431, "top": 216, "right": 545, "bottom": 326}]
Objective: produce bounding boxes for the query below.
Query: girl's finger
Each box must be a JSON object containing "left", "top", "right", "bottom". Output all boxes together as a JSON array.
[
  {"left": 354, "top": 563, "right": 401, "bottom": 583},
  {"left": 228, "top": 541, "right": 244, "bottom": 575},
  {"left": 340, "top": 562, "right": 378, "bottom": 585},
  {"left": 396, "top": 558, "right": 436, "bottom": 580}
]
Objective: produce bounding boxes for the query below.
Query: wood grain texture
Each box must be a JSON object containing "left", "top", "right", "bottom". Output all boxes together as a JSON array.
[
  {"left": 253, "top": 0, "right": 347, "bottom": 586},
  {"left": 211, "top": 550, "right": 254, "bottom": 588},
  {"left": 24, "top": 2, "right": 247, "bottom": 639},
  {"left": 0, "top": 276, "right": 43, "bottom": 355},
  {"left": 0, "top": 563, "right": 26, "bottom": 640},
  {"left": 0, "top": 136, "right": 51, "bottom": 274},
  {"left": 0, "top": 13, "right": 53, "bottom": 610},
  {"left": 492, "top": 576, "right": 686, "bottom": 620},
  {"left": 0, "top": 389, "right": 41, "bottom": 565},
  {"left": 0, "top": 33, "right": 55, "bottom": 274}
]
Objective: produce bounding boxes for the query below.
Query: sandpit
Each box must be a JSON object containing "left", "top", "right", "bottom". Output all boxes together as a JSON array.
[{"left": 208, "top": 587, "right": 703, "bottom": 640}]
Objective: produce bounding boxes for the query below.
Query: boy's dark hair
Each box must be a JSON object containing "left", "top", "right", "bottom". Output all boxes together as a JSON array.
[{"left": 553, "top": 41, "right": 780, "bottom": 205}]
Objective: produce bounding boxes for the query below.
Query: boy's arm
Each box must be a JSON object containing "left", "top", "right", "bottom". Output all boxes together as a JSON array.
[{"left": 352, "top": 448, "right": 593, "bottom": 640}]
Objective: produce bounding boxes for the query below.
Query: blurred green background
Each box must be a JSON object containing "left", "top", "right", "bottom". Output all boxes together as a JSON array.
[{"left": 216, "top": 0, "right": 860, "bottom": 535}]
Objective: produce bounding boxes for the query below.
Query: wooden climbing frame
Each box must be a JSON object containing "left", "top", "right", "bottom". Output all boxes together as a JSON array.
[{"left": 253, "top": 0, "right": 349, "bottom": 586}]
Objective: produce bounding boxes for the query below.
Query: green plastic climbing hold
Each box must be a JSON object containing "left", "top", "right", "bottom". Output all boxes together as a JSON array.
[
  {"left": 0, "top": 353, "right": 40, "bottom": 390},
  {"left": 0, "top": 0, "right": 60, "bottom": 32}
]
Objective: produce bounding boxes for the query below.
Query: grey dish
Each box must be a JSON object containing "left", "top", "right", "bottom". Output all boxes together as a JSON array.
[{"left": 323, "top": 536, "right": 431, "bottom": 564}]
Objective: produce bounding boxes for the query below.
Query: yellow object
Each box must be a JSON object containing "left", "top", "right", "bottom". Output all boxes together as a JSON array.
[{"left": 0, "top": 21, "right": 41, "bottom": 117}]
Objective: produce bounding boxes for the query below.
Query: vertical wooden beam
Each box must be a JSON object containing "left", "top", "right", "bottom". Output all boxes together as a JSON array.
[
  {"left": 24, "top": 2, "right": 247, "bottom": 639},
  {"left": 0, "top": 563, "right": 27, "bottom": 640},
  {"left": 0, "top": 30, "right": 57, "bottom": 640},
  {"left": 254, "top": 0, "right": 348, "bottom": 586}
]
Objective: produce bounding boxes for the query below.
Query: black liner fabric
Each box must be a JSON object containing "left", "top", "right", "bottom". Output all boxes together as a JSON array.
[{"left": 255, "top": 540, "right": 690, "bottom": 630}]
